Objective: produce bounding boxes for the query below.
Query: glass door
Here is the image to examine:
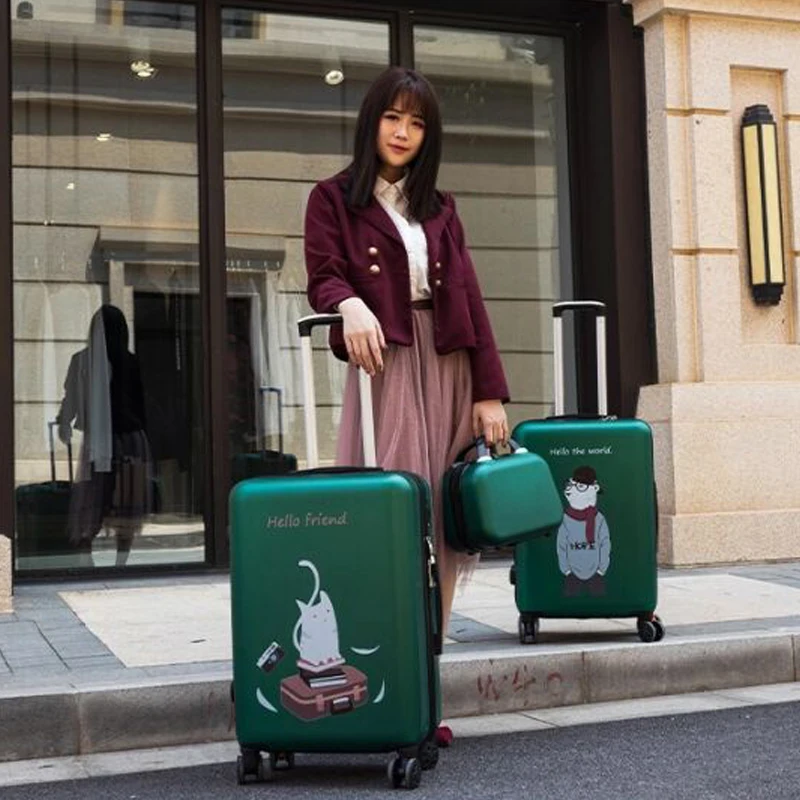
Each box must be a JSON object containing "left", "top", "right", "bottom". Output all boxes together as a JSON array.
[
  {"left": 221, "top": 10, "right": 391, "bottom": 472},
  {"left": 11, "top": 1, "right": 205, "bottom": 570},
  {"left": 413, "top": 25, "right": 574, "bottom": 426},
  {"left": 8, "top": 3, "right": 578, "bottom": 574}
]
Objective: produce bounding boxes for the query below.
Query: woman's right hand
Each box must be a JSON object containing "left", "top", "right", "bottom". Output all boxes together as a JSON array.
[{"left": 338, "top": 297, "right": 386, "bottom": 377}]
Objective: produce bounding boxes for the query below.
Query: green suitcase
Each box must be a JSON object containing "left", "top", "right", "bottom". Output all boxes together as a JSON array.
[
  {"left": 229, "top": 314, "right": 441, "bottom": 790},
  {"left": 15, "top": 421, "right": 74, "bottom": 559},
  {"left": 443, "top": 437, "right": 562, "bottom": 553},
  {"left": 230, "top": 387, "right": 297, "bottom": 488},
  {"left": 511, "top": 302, "right": 664, "bottom": 645}
]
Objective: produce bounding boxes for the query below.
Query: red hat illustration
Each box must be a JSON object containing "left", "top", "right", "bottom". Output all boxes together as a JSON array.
[{"left": 571, "top": 466, "right": 597, "bottom": 485}]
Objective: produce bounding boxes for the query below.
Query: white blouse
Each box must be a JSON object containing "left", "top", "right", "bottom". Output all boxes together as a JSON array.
[{"left": 374, "top": 175, "right": 431, "bottom": 301}]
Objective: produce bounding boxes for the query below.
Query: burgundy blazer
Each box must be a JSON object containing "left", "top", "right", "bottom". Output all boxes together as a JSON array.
[{"left": 304, "top": 173, "right": 510, "bottom": 403}]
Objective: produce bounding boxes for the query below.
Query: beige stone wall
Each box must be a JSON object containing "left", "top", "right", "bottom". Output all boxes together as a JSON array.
[
  {"left": 629, "top": 0, "right": 800, "bottom": 565},
  {"left": 0, "top": 537, "right": 11, "bottom": 613}
]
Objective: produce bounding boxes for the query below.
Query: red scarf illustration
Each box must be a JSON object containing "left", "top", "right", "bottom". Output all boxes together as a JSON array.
[{"left": 565, "top": 506, "right": 598, "bottom": 545}]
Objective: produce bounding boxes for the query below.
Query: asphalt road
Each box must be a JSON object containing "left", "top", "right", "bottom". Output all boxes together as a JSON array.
[{"left": 5, "top": 702, "right": 800, "bottom": 799}]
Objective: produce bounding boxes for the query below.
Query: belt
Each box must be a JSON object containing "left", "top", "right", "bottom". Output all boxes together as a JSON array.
[{"left": 411, "top": 299, "right": 433, "bottom": 310}]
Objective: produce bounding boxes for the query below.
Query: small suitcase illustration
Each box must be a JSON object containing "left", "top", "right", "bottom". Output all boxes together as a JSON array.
[
  {"left": 229, "top": 313, "right": 442, "bottom": 790},
  {"left": 511, "top": 301, "right": 665, "bottom": 644},
  {"left": 280, "top": 665, "right": 369, "bottom": 722}
]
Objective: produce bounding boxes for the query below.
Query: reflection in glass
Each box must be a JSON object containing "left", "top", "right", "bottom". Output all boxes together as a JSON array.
[
  {"left": 11, "top": 1, "right": 204, "bottom": 570},
  {"left": 55, "top": 305, "right": 153, "bottom": 567},
  {"left": 414, "top": 27, "right": 573, "bottom": 425},
  {"left": 222, "top": 12, "right": 390, "bottom": 474}
]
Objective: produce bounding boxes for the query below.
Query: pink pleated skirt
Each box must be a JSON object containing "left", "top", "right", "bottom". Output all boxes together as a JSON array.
[{"left": 336, "top": 309, "right": 479, "bottom": 594}]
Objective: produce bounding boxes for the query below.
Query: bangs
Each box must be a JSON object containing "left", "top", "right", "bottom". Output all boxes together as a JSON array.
[{"left": 391, "top": 85, "right": 435, "bottom": 124}]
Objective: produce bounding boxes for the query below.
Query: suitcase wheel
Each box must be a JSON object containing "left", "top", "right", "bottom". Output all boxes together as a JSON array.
[
  {"left": 518, "top": 614, "right": 539, "bottom": 645},
  {"left": 418, "top": 738, "right": 439, "bottom": 771},
  {"left": 236, "top": 756, "right": 246, "bottom": 785},
  {"left": 637, "top": 614, "right": 665, "bottom": 643},
  {"left": 400, "top": 737, "right": 439, "bottom": 771},
  {"left": 387, "top": 755, "right": 422, "bottom": 789},
  {"left": 257, "top": 756, "right": 273, "bottom": 783},
  {"left": 236, "top": 749, "right": 263, "bottom": 784},
  {"left": 269, "top": 751, "right": 295, "bottom": 771}
]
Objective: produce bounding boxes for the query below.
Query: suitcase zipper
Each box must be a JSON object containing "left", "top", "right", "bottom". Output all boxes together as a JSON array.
[{"left": 399, "top": 471, "right": 441, "bottom": 742}]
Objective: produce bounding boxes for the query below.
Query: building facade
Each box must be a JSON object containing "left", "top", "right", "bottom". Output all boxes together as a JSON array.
[
  {"left": 630, "top": 0, "right": 800, "bottom": 566},
  {"left": 0, "top": 0, "right": 797, "bottom": 600}
]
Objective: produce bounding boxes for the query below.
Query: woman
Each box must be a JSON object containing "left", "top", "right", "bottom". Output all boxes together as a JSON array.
[
  {"left": 305, "top": 67, "right": 509, "bottom": 744},
  {"left": 57, "top": 304, "right": 153, "bottom": 567}
]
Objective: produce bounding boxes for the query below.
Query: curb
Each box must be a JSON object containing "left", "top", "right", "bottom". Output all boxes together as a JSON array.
[
  {"left": 2, "top": 632, "right": 798, "bottom": 763},
  {"left": 440, "top": 632, "right": 799, "bottom": 716}
]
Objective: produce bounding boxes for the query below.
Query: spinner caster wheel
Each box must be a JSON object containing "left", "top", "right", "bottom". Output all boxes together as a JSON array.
[
  {"left": 518, "top": 614, "right": 539, "bottom": 644},
  {"left": 256, "top": 755, "right": 272, "bottom": 783},
  {"left": 388, "top": 755, "right": 422, "bottom": 789},
  {"left": 236, "top": 748, "right": 261, "bottom": 784},
  {"left": 388, "top": 756, "right": 402, "bottom": 788},
  {"left": 637, "top": 613, "right": 665, "bottom": 643},
  {"left": 400, "top": 733, "right": 439, "bottom": 771},
  {"left": 403, "top": 758, "right": 422, "bottom": 789},
  {"left": 417, "top": 737, "right": 439, "bottom": 770},
  {"left": 637, "top": 620, "right": 657, "bottom": 643}
]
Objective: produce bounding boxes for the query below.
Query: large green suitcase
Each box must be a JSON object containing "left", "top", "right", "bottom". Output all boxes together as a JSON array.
[
  {"left": 442, "top": 437, "right": 562, "bottom": 553},
  {"left": 15, "top": 421, "right": 74, "bottom": 559},
  {"left": 230, "top": 387, "right": 297, "bottom": 488},
  {"left": 511, "top": 302, "right": 663, "bottom": 645},
  {"left": 229, "top": 314, "right": 441, "bottom": 790}
]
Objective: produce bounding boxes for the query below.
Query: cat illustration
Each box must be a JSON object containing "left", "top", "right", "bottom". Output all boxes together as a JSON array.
[{"left": 292, "top": 560, "right": 345, "bottom": 673}]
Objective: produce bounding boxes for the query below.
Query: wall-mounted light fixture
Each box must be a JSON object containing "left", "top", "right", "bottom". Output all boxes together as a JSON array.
[{"left": 741, "top": 104, "right": 786, "bottom": 306}]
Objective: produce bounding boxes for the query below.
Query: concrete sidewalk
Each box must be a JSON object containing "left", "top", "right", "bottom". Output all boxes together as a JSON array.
[{"left": 3, "top": 559, "right": 800, "bottom": 763}]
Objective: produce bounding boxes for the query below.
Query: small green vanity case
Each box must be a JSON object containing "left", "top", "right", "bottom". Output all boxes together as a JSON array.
[{"left": 443, "top": 437, "right": 562, "bottom": 553}]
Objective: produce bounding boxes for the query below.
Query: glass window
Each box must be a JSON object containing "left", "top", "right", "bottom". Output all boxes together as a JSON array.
[
  {"left": 414, "top": 27, "right": 574, "bottom": 425},
  {"left": 222, "top": 11, "right": 390, "bottom": 473},
  {"left": 96, "top": 1, "right": 196, "bottom": 31},
  {"left": 12, "top": 1, "right": 205, "bottom": 570}
]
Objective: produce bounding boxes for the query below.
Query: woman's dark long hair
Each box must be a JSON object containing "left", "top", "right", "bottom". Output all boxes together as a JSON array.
[
  {"left": 89, "top": 304, "right": 133, "bottom": 389},
  {"left": 347, "top": 67, "right": 442, "bottom": 222}
]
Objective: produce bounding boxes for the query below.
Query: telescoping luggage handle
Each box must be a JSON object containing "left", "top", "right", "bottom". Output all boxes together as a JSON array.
[
  {"left": 47, "top": 421, "right": 73, "bottom": 485},
  {"left": 297, "top": 314, "right": 377, "bottom": 469},
  {"left": 553, "top": 301, "right": 608, "bottom": 417},
  {"left": 258, "top": 386, "right": 285, "bottom": 454}
]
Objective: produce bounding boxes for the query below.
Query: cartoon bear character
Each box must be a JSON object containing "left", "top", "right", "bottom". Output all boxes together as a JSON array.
[{"left": 557, "top": 465, "right": 611, "bottom": 597}]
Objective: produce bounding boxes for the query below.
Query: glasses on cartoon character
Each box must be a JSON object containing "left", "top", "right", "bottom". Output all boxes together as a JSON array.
[{"left": 564, "top": 479, "right": 599, "bottom": 493}]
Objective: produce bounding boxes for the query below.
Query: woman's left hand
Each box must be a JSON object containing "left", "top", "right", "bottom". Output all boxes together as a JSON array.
[{"left": 472, "top": 400, "right": 508, "bottom": 446}]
